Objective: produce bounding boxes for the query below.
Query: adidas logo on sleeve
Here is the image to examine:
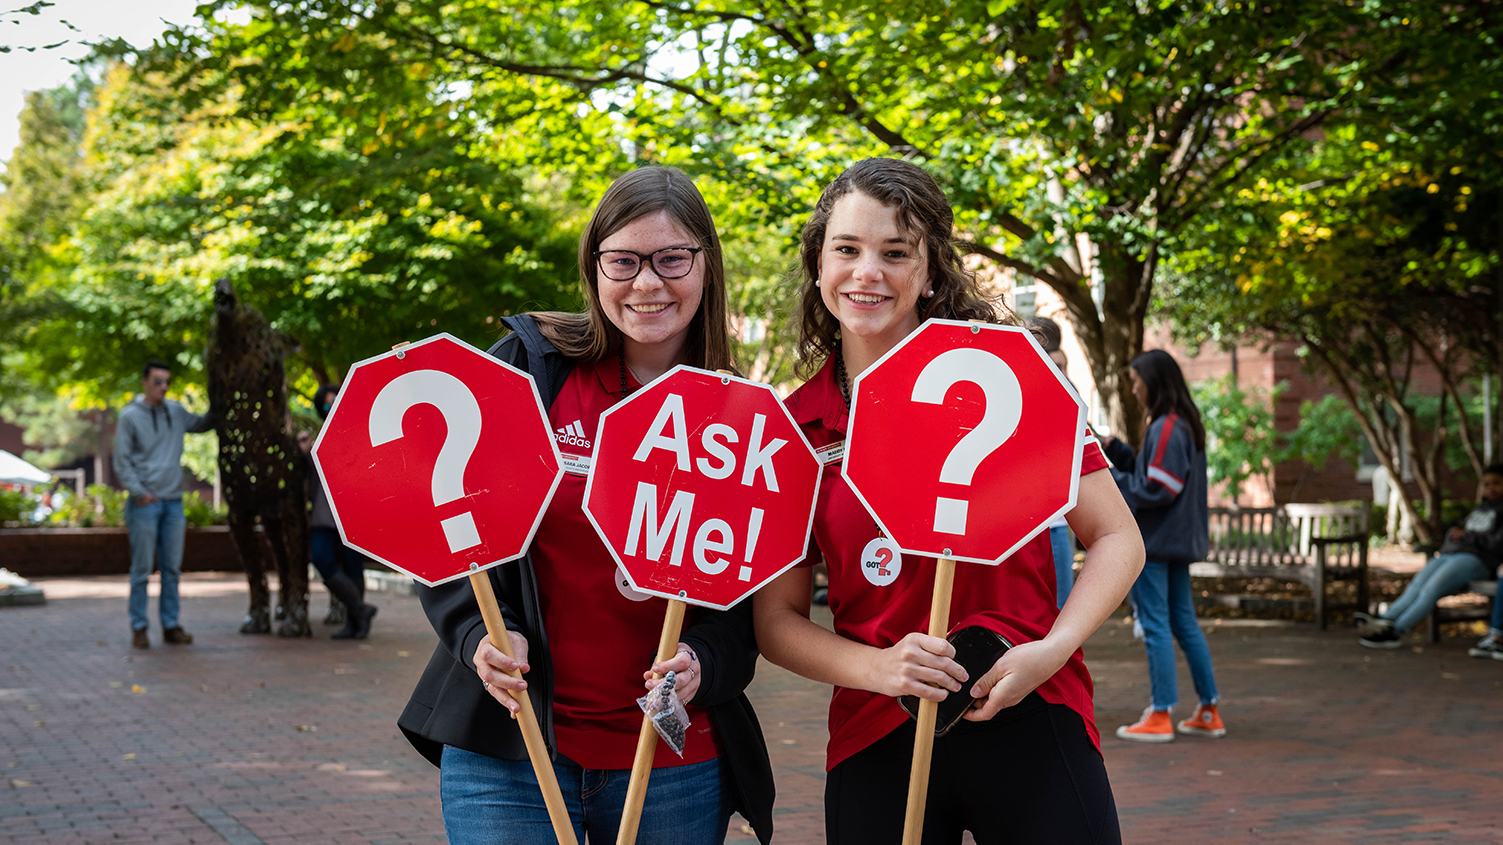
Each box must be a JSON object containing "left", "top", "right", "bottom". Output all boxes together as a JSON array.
[{"left": 555, "top": 420, "right": 592, "bottom": 449}]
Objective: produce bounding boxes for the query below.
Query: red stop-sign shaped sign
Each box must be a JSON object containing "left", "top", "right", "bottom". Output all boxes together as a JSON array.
[
  {"left": 313, "top": 334, "right": 563, "bottom": 586},
  {"left": 583, "top": 368, "right": 821, "bottom": 610},
  {"left": 844, "top": 320, "right": 1087, "bottom": 565}
]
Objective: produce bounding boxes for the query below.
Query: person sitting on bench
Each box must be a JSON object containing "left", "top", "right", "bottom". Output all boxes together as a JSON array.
[{"left": 1359, "top": 464, "right": 1503, "bottom": 648}]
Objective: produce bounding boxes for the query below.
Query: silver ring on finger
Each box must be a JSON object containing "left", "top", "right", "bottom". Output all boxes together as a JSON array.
[
  {"left": 483, "top": 681, "right": 491, "bottom": 692},
  {"left": 688, "top": 667, "right": 696, "bottom": 681}
]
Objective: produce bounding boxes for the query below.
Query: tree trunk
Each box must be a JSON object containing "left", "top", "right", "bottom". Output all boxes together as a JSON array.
[{"left": 1069, "top": 243, "right": 1151, "bottom": 447}]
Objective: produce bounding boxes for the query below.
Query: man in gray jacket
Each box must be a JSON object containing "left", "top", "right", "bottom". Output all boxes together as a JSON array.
[{"left": 113, "top": 359, "right": 215, "bottom": 648}]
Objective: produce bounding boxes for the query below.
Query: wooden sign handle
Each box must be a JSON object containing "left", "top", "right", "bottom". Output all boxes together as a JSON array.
[
  {"left": 469, "top": 571, "right": 579, "bottom": 845},
  {"left": 901, "top": 557, "right": 957, "bottom": 845},
  {"left": 615, "top": 598, "right": 688, "bottom": 845}
]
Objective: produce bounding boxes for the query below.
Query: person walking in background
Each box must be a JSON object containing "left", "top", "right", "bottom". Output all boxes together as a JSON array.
[
  {"left": 113, "top": 359, "right": 215, "bottom": 649},
  {"left": 1025, "top": 315, "right": 1078, "bottom": 609},
  {"left": 299, "top": 383, "right": 378, "bottom": 640},
  {"left": 1359, "top": 463, "right": 1503, "bottom": 649},
  {"left": 1106, "top": 349, "right": 1225, "bottom": 742}
]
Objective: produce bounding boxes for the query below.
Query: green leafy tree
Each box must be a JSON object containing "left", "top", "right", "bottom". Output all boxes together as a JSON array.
[
  {"left": 0, "top": 385, "right": 102, "bottom": 469},
  {"left": 0, "top": 74, "right": 93, "bottom": 363},
  {"left": 144, "top": 0, "right": 1462, "bottom": 443},
  {"left": 1194, "top": 375, "right": 1284, "bottom": 505},
  {"left": 1163, "top": 112, "right": 1501, "bottom": 543},
  {"left": 1193, "top": 377, "right": 1362, "bottom": 506},
  {"left": 1281, "top": 394, "right": 1362, "bottom": 503},
  {"left": 8, "top": 64, "right": 582, "bottom": 400}
]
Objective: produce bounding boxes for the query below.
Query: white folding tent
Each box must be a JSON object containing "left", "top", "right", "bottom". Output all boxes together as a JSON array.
[{"left": 0, "top": 450, "right": 52, "bottom": 487}]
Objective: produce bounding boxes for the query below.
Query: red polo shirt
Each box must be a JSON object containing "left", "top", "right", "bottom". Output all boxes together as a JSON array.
[
  {"left": 529, "top": 355, "right": 721, "bottom": 770},
  {"left": 784, "top": 356, "right": 1110, "bottom": 771}
]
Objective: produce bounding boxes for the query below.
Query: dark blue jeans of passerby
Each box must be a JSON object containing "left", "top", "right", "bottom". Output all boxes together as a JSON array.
[
  {"left": 439, "top": 746, "right": 731, "bottom": 845},
  {"left": 1130, "top": 560, "right": 1219, "bottom": 712},
  {"left": 126, "top": 497, "right": 185, "bottom": 632},
  {"left": 1049, "top": 524, "right": 1075, "bottom": 609},
  {"left": 309, "top": 527, "right": 366, "bottom": 583}
]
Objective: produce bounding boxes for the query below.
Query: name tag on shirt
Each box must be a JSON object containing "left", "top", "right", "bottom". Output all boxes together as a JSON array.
[
  {"left": 560, "top": 453, "right": 592, "bottom": 476},
  {"left": 816, "top": 440, "right": 846, "bottom": 466}
]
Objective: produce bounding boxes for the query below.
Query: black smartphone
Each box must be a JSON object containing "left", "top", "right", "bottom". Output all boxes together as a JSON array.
[{"left": 897, "top": 626, "right": 1012, "bottom": 738}]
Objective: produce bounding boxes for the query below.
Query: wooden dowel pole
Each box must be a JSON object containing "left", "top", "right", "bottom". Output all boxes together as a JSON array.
[
  {"left": 901, "top": 557, "right": 957, "bottom": 845},
  {"left": 616, "top": 598, "right": 688, "bottom": 845},
  {"left": 469, "top": 571, "right": 579, "bottom": 845}
]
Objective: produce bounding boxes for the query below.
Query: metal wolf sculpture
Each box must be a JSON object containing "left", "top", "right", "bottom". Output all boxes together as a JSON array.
[{"left": 207, "top": 278, "right": 311, "bottom": 637}]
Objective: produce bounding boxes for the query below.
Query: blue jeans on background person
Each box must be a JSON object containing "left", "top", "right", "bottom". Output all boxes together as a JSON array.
[
  {"left": 1130, "top": 560, "right": 1219, "bottom": 712},
  {"left": 1049, "top": 524, "right": 1075, "bottom": 609},
  {"left": 126, "top": 497, "right": 186, "bottom": 632},
  {"left": 1382, "top": 552, "right": 1491, "bottom": 633},
  {"left": 310, "top": 527, "right": 366, "bottom": 584},
  {"left": 1491, "top": 571, "right": 1503, "bottom": 634},
  {"left": 440, "top": 746, "right": 731, "bottom": 845}
]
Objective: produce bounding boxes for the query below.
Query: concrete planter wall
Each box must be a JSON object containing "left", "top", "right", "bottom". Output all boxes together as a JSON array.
[{"left": 0, "top": 527, "right": 242, "bottom": 578}]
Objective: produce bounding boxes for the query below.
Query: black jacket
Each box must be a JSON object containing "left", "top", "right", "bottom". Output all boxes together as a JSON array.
[
  {"left": 1439, "top": 497, "right": 1503, "bottom": 570},
  {"left": 397, "top": 315, "right": 775, "bottom": 844}
]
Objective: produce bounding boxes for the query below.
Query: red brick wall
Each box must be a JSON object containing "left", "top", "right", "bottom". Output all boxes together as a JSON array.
[{"left": 0, "top": 420, "right": 25, "bottom": 456}]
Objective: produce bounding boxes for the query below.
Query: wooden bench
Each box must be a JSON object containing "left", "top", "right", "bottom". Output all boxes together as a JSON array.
[
  {"left": 1188, "top": 504, "right": 1369, "bottom": 630},
  {"left": 1427, "top": 578, "right": 1498, "bottom": 643}
]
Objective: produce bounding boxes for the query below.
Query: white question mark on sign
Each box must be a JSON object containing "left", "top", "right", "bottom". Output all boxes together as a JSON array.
[
  {"left": 369, "top": 369, "right": 485, "bottom": 554},
  {"left": 911, "top": 348, "right": 1023, "bottom": 536}
]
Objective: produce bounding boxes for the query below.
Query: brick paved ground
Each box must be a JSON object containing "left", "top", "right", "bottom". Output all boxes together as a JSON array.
[{"left": 3, "top": 574, "right": 1501, "bottom": 844}]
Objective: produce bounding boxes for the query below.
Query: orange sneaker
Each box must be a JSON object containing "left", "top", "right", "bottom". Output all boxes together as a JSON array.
[
  {"left": 1177, "top": 704, "right": 1227, "bottom": 738},
  {"left": 1115, "top": 708, "right": 1175, "bottom": 743}
]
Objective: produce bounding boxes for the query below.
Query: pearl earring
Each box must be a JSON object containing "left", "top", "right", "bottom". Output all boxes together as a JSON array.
[
  {"left": 814, "top": 278, "right": 821, "bottom": 287},
  {"left": 923, "top": 288, "right": 935, "bottom": 297}
]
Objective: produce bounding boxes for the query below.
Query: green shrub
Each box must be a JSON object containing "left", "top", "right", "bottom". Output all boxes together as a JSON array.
[
  {"left": 183, "top": 491, "right": 227, "bottom": 527},
  {"left": 48, "top": 484, "right": 128, "bottom": 527},
  {"left": 0, "top": 488, "right": 36, "bottom": 526}
]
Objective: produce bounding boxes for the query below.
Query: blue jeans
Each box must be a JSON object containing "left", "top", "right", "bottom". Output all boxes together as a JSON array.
[
  {"left": 1049, "top": 524, "right": 1074, "bottom": 609},
  {"left": 439, "top": 746, "right": 731, "bottom": 845},
  {"left": 126, "top": 497, "right": 186, "bottom": 632},
  {"left": 1492, "top": 572, "right": 1503, "bottom": 634},
  {"left": 1130, "top": 560, "right": 1219, "bottom": 711},
  {"left": 1383, "top": 552, "right": 1490, "bottom": 633},
  {"left": 310, "top": 527, "right": 366, "bottom": 583}
]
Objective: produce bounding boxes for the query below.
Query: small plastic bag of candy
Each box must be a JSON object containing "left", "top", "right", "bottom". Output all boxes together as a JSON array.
[{"left": 636, "top": 670, "right": 690, "bottom": 756}]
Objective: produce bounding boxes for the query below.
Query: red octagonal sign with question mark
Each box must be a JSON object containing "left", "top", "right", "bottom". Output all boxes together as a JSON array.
[
  {"left": 313, "top": 334, "right": 564, "bottom": 586},
  {"left": 844, "top": 319, "right": 1087, "bottom": 565},
  {"left": 583, "top": 367, "right": 822, "bottom": 610}
]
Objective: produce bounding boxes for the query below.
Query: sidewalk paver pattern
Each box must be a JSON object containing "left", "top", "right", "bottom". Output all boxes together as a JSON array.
[{"left": 3, "top": 574, "right": 1500, "bottom": 843}]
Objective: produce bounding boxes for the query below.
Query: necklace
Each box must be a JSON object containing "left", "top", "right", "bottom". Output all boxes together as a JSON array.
[
  {"left": 618, "top": 355, "right": 634, "bottom": 397},
  {"left": 835, "top": 345, "right": 851, "bottom": 410}
]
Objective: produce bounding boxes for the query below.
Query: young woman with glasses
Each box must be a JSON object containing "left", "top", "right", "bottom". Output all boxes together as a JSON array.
[
  {"left": 398, "top": 167, "right": 774, "bottom": 845},
  {"left": 753, "top": 158, "right": 1143, "bottom": 844}
]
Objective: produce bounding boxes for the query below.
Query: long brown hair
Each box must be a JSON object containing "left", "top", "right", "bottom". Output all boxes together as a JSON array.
[
  {"left": 531, "top": 167, "right": 734, "bottom": 372},
  {"left": 794, "top": 158, "right": 1004, "bottom": 374},
  {"left": 1130, "top": 349, "right": 1207, "bottom": 451}
]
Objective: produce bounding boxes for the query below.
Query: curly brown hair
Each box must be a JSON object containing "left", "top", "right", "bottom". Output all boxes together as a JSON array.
[{"left": 794, "top": 158, "right": 1006, "bottom": 374}]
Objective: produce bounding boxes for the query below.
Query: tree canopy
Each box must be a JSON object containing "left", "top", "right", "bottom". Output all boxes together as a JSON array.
[
  {"left": 2, "top": 0, "right": 1499, "bottom": 482},
  {"left": 132, "top": 0, "right": 1481, "bottom": 441},
  {"left": 1160, "top": 9, "right": 1503, "bottom": 538},
  {"left": 1, "top": 60, "right": 583, "bottom": 402}
]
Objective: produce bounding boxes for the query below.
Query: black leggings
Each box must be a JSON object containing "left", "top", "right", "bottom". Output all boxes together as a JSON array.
[{"left": 825, "top": 693, "right": 1121, "bottom": 845}]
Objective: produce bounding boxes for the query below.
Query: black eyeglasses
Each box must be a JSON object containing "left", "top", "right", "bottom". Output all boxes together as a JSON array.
[{"left": 593, "top": 247, "right": 703, "bottom": 282}]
